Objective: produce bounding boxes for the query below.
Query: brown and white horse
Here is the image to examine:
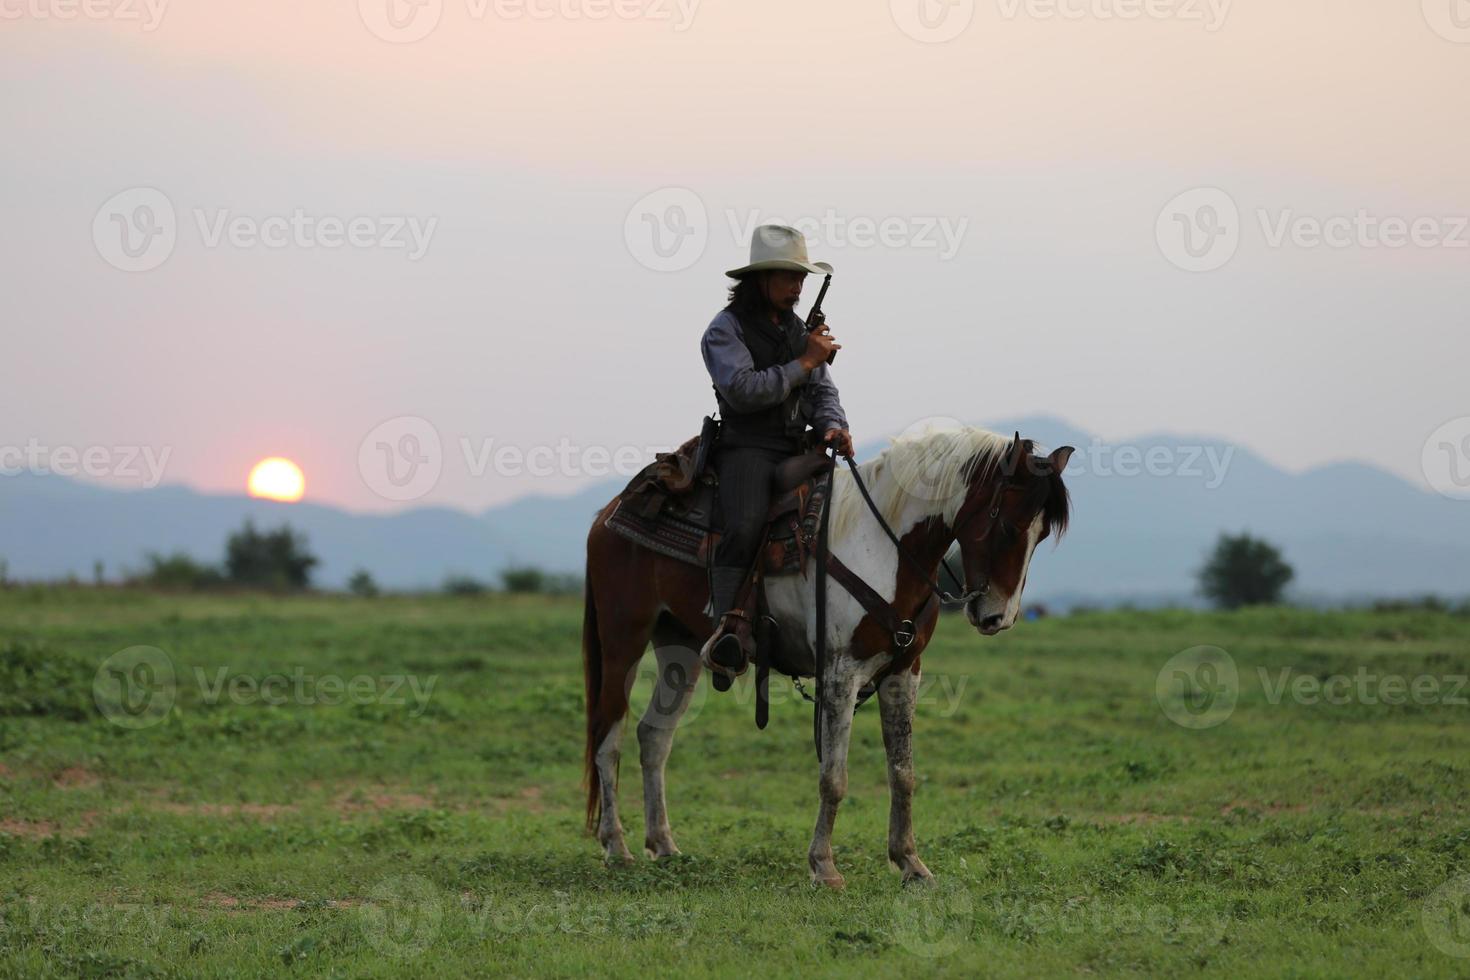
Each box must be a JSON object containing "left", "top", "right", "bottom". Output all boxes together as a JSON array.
[{"left": 581, "top": 424, "right": 1072, "bottom": 887}]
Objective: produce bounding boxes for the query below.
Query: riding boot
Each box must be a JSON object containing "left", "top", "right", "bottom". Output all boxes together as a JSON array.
[{"left": 700, "top": 565, "right": 754, "bottom": 684}]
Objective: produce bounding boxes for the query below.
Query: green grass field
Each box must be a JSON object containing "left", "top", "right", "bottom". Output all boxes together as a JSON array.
[{"left": 4, "top": 587, "right": 1470, "bottom": 978}]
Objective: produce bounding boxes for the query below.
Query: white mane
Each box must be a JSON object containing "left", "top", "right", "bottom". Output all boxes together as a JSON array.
[{"left": 829, "top": 425, "right": 1013, "bottom": 543}]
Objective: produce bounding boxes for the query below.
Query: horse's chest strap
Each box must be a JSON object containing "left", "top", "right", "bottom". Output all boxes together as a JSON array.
[{"left": 824, "top": 552, "right": 934, "bottom": 657}]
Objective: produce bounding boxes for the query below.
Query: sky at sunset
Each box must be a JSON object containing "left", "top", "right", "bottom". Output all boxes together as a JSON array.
[{"left": 4, "top": 0, "right": 1467, "bottom": 512}]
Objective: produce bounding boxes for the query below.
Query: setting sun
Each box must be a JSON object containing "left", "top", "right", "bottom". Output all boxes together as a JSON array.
[{"left": 247, "top": 457, "right": 305, "bottom": 503}]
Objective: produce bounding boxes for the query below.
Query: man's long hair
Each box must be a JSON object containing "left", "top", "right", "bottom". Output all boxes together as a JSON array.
[{"left": 726, "top": 273, "right": 775, "bottom": 320}]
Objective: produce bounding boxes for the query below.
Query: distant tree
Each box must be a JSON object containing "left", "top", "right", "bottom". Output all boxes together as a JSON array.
[
  {"left": 224, "top": 520, "right": 318, "bottom": 591},
  {"left": 499, "top": 565, "right": 583, "bottom": 596},
  {"left": 1198, "top": 532, "right": 1294, "bottom": 609},
  {"left": 131, "top": 552, "right": 225, "bottom": 590},
  {"left": 500, "top": 566, "right": 546, "bottom": 594},
  {"left": 347, "top": 569, "right": 379, "bottom": 598},
  {"left": 93, "top": 560, "right": 105, "bottom": 587},
  {"left": 442, "top": 574, "right": 489, "bottom": 597},
  {"left": 545, "top": 573, "right": 584, "bottom": 597}
]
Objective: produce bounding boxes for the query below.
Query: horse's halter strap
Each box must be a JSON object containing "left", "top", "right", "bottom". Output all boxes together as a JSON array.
[{"left": 839, "top": 454, "right": 1009, "bottom": 606}]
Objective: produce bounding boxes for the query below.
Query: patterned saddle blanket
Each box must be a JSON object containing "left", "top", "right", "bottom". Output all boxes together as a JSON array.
[{"left": 605, "top": 435, "right": 833, "bottom": 576}]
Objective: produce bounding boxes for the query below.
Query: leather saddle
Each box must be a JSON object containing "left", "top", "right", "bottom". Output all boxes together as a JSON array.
[{"left": 605, "top": 435, "right": 835, "bottom": 577}]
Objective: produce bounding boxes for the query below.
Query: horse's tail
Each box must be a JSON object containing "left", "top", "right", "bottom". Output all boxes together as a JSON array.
[{"left": 581, "top": 556, "right": 604, "bottom": 833}]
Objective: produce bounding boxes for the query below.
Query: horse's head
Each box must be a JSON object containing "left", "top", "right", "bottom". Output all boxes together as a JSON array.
[{"left": 956, "top": 433, "right": 1072, "bottom": 635}]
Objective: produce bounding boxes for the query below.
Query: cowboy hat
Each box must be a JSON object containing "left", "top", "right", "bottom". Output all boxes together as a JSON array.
[{"left": 726, "top": 224, "right": 834, "bottom": 279}]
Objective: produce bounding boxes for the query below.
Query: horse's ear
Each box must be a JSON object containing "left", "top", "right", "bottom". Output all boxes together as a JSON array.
[
  {"left": 1048, "top": 445, "right": 1075, "bottom": 474},
  {"left": 1004, "top": 431, "right": 1026, "bottom": 478}
]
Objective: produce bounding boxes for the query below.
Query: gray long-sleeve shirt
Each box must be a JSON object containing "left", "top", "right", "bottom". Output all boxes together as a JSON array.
[{"left": 699, "top": 308, "right": 849, "bottom": 436}]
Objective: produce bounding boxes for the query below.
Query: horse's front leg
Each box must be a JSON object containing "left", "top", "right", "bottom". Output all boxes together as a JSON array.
[
  {"left": 878, "top": 665, "right": 933, "bottom": 884},
  {"left": 808, "top": 658, "right": 862, "bottom": 889}
]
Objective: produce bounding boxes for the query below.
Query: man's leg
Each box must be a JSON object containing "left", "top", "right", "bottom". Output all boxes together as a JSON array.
[{"left": 702, "top": 446, "right": 781, "bottom": 679}]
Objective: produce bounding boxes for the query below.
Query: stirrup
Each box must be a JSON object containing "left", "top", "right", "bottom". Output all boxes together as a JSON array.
[{"left": 700, "top": 611, "right": 752, "bottom": 681}]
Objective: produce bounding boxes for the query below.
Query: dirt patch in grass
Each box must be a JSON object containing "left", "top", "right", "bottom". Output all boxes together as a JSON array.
[
  {"left": 331, "top": 783, "right": 549, "bottom": 816},
  {"left": 333, "top": 790, "right": 439, "bottom": 814},
  {"left": 200, "top": 892, "right": 367, "bottom": 914},
  {"left": 0, "top": 818, "right": 61, "bottom": 838},
  {"left": 53, "top": 766, "right": 100, "bottom": 790},
  {"left": 151, "top": 801, "right": 300, "bottom": 819},
  {"left": 1109, "top": 811, "right": 1193, "bottom": 825},
  {"left": 0, "top": 812, "right": 98, "bottom": 838},
  {"left": 1220, "top": 799, "right": 1311, "bottom": 817},
  {"left": 504, "top": 785, "right": 545, "bottom": 813}
]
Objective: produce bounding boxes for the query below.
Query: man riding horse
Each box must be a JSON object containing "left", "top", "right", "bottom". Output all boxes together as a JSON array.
[{"left": 699, "top": 224, "right": 854, "bottom": 684}]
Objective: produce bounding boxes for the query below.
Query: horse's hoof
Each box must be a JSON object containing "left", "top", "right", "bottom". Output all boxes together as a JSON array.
[
  {"left": 811, "top": 872, "right": 846, "bottom": 891},
  {"left": 901, "top": 870, "right": 936, "bottom": 887},
  {"left": 711, "top": 671, "right": 732, "bottom": 693},
  {"left": 896, "top": 856, "right": 935, "bottom": 885}
]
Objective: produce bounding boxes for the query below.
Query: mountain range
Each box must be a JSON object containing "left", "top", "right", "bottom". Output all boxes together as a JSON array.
[{"left": 4, "top": 417, "right": 1465, "bottom": 606}]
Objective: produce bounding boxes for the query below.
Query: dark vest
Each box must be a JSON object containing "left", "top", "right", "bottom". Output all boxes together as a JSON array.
[{"left": 715, "top": 307, "right": 808, "bottom": 453}]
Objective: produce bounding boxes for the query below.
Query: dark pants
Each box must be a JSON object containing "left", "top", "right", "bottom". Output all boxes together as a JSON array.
[{"left": 713, "top": 445, "right": 788, "bottom": 571}]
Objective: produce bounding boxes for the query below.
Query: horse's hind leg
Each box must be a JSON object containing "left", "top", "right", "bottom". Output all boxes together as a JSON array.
[
  {"left": 639, "top": 616, "right": 702, "bottom": 859},
  {"left": 592, "top": 608, "right": 656, "bottom": 863}
]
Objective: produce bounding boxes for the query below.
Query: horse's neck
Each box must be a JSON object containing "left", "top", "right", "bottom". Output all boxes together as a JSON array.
[{"left": 846, "top": 466, "right": 966, "bottom": 587}]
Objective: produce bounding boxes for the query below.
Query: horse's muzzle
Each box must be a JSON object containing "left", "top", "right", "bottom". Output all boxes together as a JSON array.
[{"left": 965, "top": 598, "right": 1009, "bottom": 635}]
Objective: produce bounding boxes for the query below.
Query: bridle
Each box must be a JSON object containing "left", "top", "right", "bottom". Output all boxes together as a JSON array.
[{"left": 839, "top": 453, "right": 1014, "bottom": 608}]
